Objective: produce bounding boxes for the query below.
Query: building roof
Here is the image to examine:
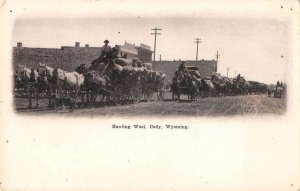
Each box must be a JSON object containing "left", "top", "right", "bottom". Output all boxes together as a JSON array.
[{"left": 117, "top": 42, "right": 138, "bottom": 55}]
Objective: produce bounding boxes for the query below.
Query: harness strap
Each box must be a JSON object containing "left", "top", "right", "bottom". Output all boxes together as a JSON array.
[{"left": 100, "top": 62, "right": 111, "bottom": 76}]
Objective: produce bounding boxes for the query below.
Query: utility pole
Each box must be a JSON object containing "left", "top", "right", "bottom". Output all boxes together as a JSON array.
[
  {"left": 226, "top": 67, "right": 230, "bottom": 77},
  {"left": 194, "top": 38, "right": 201, "bottom": 61},
  {"left": 151, "top": 27, "right": 162, "bottom": 64},
  {"left": 215, "top": 51, "right": 220, "bottom": 72},
  {"left": 216, "top": 51, "right": 220, "bottom": 62}
]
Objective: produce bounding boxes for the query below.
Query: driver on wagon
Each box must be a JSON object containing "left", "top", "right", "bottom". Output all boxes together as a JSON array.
[
  {"left": 100, "top": 39, "right": 112, "bottom": 63},
  {"left": 178, "top": 61, "right": 186, "bottom": 71}
]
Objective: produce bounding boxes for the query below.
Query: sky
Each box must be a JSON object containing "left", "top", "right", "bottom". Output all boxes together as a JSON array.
[{"left": 12, "top": 16, "right": 291, "bottom": 84}]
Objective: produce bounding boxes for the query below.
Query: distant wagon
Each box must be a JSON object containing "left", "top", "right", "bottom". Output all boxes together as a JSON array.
[{"left": 171, "top": 66, "right": 200, "bottom": 101}]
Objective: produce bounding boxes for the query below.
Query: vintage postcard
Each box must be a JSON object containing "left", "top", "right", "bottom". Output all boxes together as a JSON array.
[{"left": 0, "top": 0, "right": 299, "bottom": 190}]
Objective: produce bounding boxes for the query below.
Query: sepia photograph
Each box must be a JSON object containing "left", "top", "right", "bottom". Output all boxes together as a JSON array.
[
  {"left": 12, "top": 15, "right": 289, "bottom": 116},
  {"left": 1, "top": 0, "right": 300, "bottom": 190}
]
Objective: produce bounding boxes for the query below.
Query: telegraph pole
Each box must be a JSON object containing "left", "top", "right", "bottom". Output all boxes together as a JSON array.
[
  {"left": 226, "top": 67, "right": 230, "bottom": 77},
  {"left": 216, "top": 51, "right": 220, "bottom": 62},
  {"left": 194, "top": 38, "right": 201, "bottom": 61},
  {"left": 151, "top": 27, "right": 162, "bottom": 63},
  {"left": 215, "top": 51, "right": 220, "bottom": 72}
]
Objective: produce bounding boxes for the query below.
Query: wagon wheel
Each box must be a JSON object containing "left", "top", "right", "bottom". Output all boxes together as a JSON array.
[
  {"left": 16, "top": 87, "right": 27, "bottom": 97},
  {"left": 144, "top": 84, "right": 153, "bottom": 101},
  {"left": 113, "top": 84, "right": 123, "bottom": 104},
  {"left": 123, "top": 85, "right": 132, "bottom": 101},
  {"left": 157, "top": 83, "right": 166, "bottom": 101},
  {"left": 131, "top": 85, "right": 143, "bottom": 102},
  {"left": 15, "top": 84, "right": 29, "bottom": 97},
  {"left": 38, "top": 90, "right": 48, "bottom": 98}
]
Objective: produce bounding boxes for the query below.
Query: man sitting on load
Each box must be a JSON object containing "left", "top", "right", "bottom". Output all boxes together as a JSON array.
[
  {"left": 91, "top": 39, "right": 112, "bottom": 65},
  {"left": 276, "top": 81, "right": 280, "bottom": 89},
  {"left": 178, "top": 61, "right": 186, "bottom": 71},
  {"left": 236, "top": 74, "right": 241, "bottom": 81},
  {"left": 174, "top": 61, "right": 189, "bottom": 82},
  {"left": 100, "top": 40, "right": 112, "bottom": 62}
]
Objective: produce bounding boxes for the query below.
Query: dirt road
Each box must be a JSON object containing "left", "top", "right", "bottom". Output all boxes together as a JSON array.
[{"left": 14, "top": 94, "right": 286, "bottom": 117}]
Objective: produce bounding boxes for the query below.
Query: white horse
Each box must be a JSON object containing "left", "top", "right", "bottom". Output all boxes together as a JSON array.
[
  {"left": 16, "top": 65, "right": 52, "bottom": 108},
  {"left": 16, "top": 65, "right": 38, "bottom": 83},
  {"left": 37, "top": 63, "right": 85, "bottom": 107}
]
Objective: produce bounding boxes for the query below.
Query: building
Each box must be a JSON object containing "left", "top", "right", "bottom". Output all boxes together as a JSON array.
[
  {"left": 13, "top": 42, "right": 101, "bottom": 71},
  {"left": 13, "top": 42, "right": 217, "bottom": 80},
  {"left": 116, "top": 42, "right": 138, "bottom": 60},
  {"left": 137, "top": 44, "right": 152, "bottom": 62},
  {"left": 116, "top": 41, "right": 153, "bottom": 62},
  {"left": 12, "top": 41, "right": 153, "bottom": 70}
]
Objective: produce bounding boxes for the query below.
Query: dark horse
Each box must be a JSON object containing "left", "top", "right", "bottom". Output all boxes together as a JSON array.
[
  {"left": 173, "top": 70, "right": 198, "bottom": 101},
  {"left": 75, "top": 63, "right": 112, "bottom": 106}
]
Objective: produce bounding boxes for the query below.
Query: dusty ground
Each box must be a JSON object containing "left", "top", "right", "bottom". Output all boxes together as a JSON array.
[{"left": 14, "top": 92, "right": 287, "bottom": 117}]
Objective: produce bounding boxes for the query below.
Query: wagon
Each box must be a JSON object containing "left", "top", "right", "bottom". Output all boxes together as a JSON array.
[
  {"left": 141, "top": 71, "right": 167, "bottom": 101},
  {"left": 14, "top": 79, "right": 29, "bottom": 97},
  {"left": 14, "top": 79, "right": 49, "bottom": 98},
  {"left": 110, "top": 67, "right": 167, "bottom": 103},
  {"left": 111, "top": 68, "right": 143, "bottom": 104},
  {"left": 171, "top": 67, "right": 200, "bottom": 101},
  {"left": 177, "top": 79, "right": 198, "bottom": 101}
]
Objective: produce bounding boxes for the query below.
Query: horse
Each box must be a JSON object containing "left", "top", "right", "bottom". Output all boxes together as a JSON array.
[
  {"left": 76, "top": 63, "right": 115, "bottom": 106},
  {"left": 16, "top": 65, "right": 52, "bottom": 108},
  {"left": 232, "top": 75, "right": 250, "bottom": 96},
  {"left": 82, "top": 71, "right": 112, "bottom": 105},
  {"left": 89, "top": 62, "right": 107, "bottom": 71},
  {"left": 274, "top": 86, "right": 284, "bottom": 98},
  {"left": 224, "top": 78, "right": 233, "bottom": 96},
  {"left": 174, "top": 70, "right": 198, "bottom": 101},
  {"left": 231, "top": 81, "right": 241, "bottom": 96},
  {"left": 201, "top": 78, "right": 214, "bottom": 98},
  {"left": 211, "top": 74, "right": 226, "bottom": 97},
  {"left": 37, "top": 63, "right": 84, "bottom": 108},
  {"left": 75, "top": 63, "right": 89, "bottom": 75},
  {"left": 186, "top": 76, "right": 199, "bottom": 101}
]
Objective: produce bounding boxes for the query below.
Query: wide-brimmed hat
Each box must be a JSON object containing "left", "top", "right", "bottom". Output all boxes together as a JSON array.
[{"left": 104, "top": 40, "right": 109, "bottom": 43}]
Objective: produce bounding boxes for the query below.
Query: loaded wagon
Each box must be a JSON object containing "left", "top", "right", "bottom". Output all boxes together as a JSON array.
[
  {"left": 141, "top": 70, "right": 167, "bottom": 101},
  {"left": 171, "top": 67, "right": 200, "bottom": 101},
  {"left": 111, "top": 66, "right": 143, "bottom": 104},
  {"left": 110, "top": 66, "right": 167, "bottom": 104}
]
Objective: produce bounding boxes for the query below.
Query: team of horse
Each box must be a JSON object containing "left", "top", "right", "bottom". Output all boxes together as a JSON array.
[
  {"left": 15, "top": 59, "right": 285, "bottom": 110},
  {"left": 171, "top": 70, "right": 284, "bottom": 101},
  {"left": 15, "top": 58, "right": 166, "bottom": 110}
]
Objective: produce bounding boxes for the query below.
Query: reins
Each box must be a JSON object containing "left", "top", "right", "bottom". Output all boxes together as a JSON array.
[{"left": 99, "top": 61, "right": 111, "bottom": 76}]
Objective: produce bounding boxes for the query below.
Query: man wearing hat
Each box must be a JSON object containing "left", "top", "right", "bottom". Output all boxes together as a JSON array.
[
  {"left": 178, "top": 61, "right": 186, "bottom": 71},
  {"left": 100, "top": 39, "right": 112, "bottom": 63},
  {"left": 91, "top": 39, "right": 112, "bottom": 65},
  {"left": 174, "top": 61, "right": 187, "bottom": 83}
]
